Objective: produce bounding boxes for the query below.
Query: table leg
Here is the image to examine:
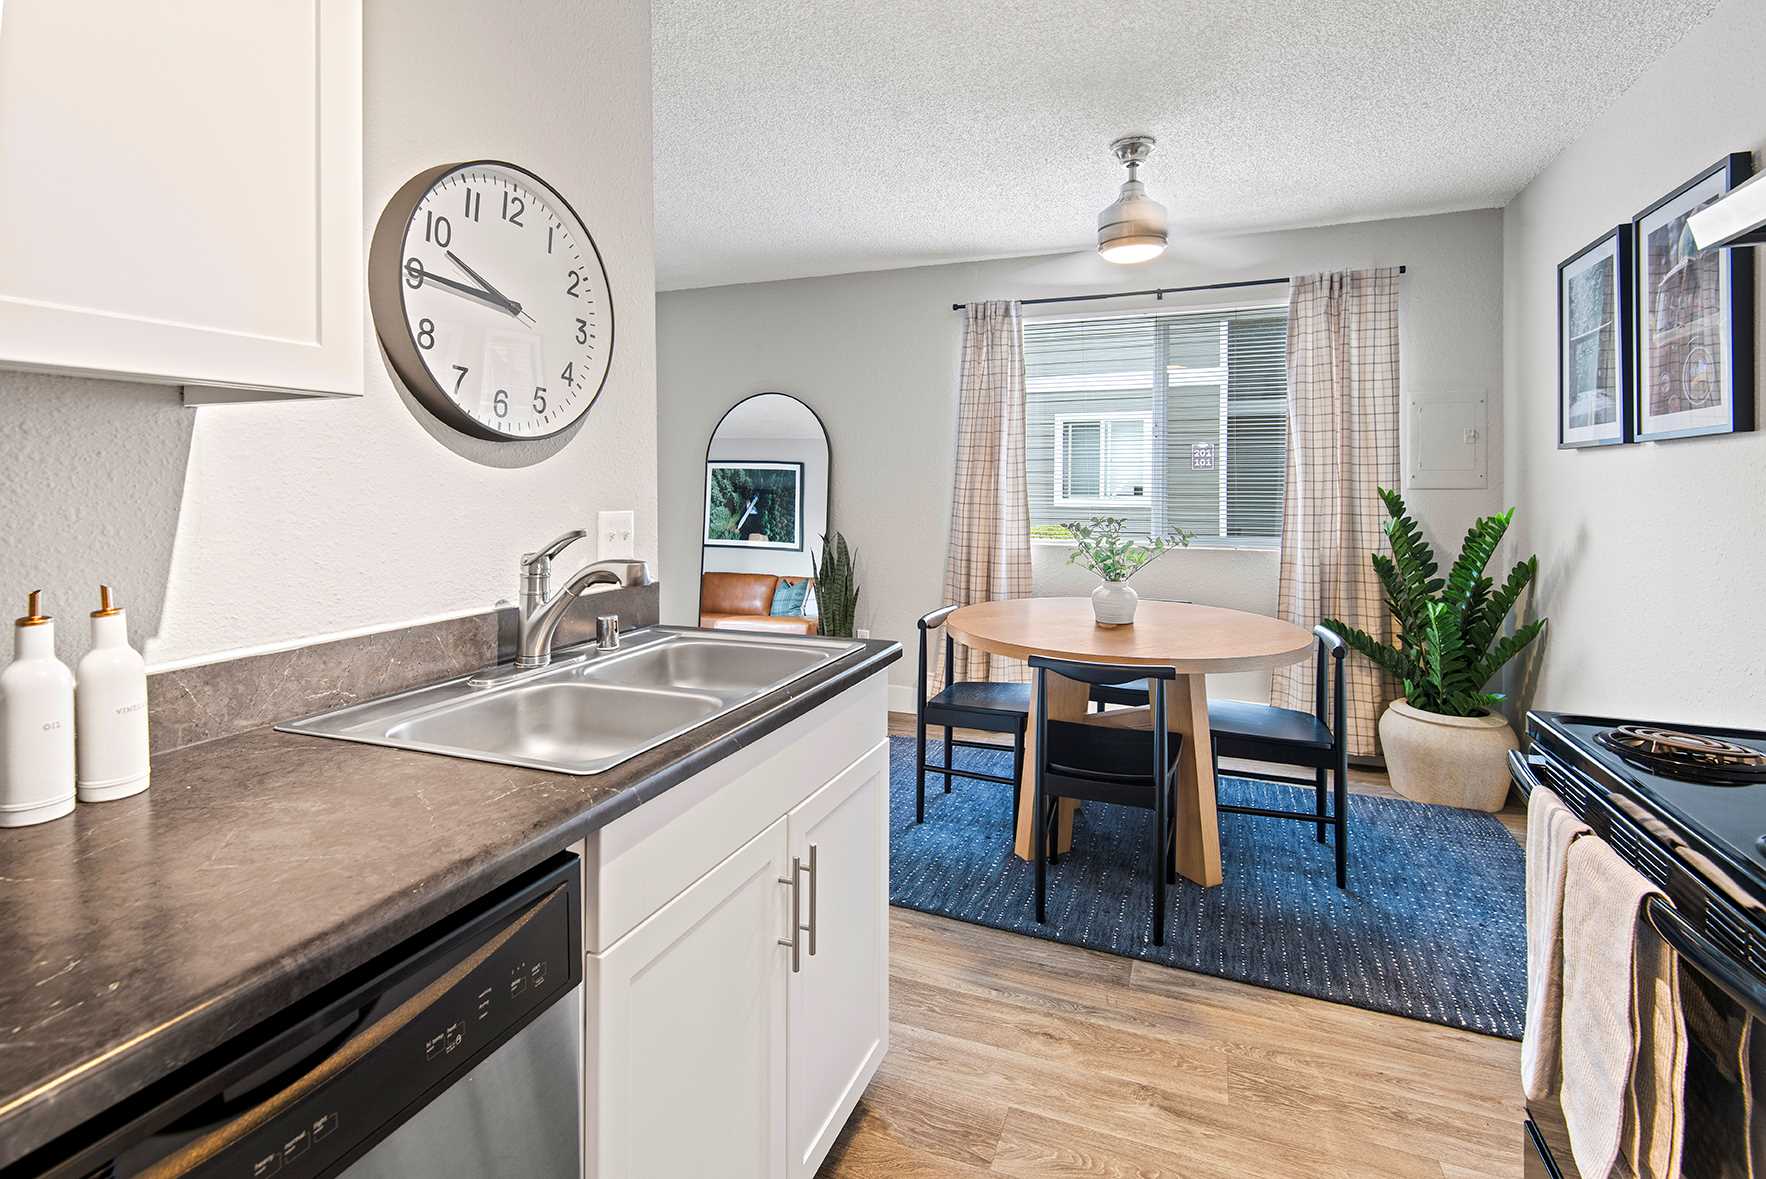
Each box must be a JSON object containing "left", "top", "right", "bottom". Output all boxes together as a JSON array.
[
  {"left": 1013, "top": 672, "right": 1089, "bottom": 861},
  {"left": 1083, "top": 674, "right": 1223, "bottom": 887},
  {"left": 1168, "top": 673, "right": 1222, "bottom": 887}
]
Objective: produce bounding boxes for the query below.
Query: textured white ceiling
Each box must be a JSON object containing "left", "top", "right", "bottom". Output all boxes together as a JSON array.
[{"left": 654, "top": 0, "right": 1718, "bottom": 291}]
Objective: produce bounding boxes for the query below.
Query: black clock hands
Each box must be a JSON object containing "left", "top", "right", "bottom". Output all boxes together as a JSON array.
[
  {"left": 408, "top": 264, "right": 520, "bottom": 316},
  {"left": 446, "top": 251, "right": 537, "bottom": 326}
]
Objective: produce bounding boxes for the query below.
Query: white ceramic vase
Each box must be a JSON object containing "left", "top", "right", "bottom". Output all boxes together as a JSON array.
[
  {"left": 1090, "top": 581, "right": 1138, "bottom": 626},
  {"left": 1378, "top": 697, "right": 1519, "bottom": 812}
]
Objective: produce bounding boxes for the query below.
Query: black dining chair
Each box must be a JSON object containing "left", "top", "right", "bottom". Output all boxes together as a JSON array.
[
  {"left": 1081, "top": 626, "right": 1351, "bottom": 888},
  {"left": 914, "top": 606, "right": 1030, "bottom": 825},
  {"left": 1209, "top": 626, "right": 1350, "bottom": 887},
  {"left": 1028, "top": 656, "right": 1182, "bottom": 945}
]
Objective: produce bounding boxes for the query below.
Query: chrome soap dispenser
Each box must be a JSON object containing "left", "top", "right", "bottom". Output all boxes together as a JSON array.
[
  {"left": 0, "top": 591, "right": 76, "bottom": 827},
  {"left": 76, "top": 585, "right": 150, "bottom": 802}
]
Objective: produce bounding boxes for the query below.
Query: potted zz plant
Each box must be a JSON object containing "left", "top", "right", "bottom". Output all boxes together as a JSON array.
[
  {"left": 1064, "top": 517, "right": 1192, "bottom": 626},
  {"left": 1324, "top": 488, "right": 1546, "bottom": 812}
]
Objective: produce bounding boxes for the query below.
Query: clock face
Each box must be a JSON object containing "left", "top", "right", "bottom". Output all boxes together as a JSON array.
[{"left": 371, "top": 162, "right": 613, "bottom": 440}]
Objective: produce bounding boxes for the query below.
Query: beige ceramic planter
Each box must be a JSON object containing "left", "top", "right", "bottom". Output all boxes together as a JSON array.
[{"left": 1378, "top": 698, "right": 1519, "bottom": 812}]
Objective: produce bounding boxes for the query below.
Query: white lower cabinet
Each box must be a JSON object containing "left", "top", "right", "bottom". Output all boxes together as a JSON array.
[
  {"left": 583, "top": 690, "right": 890, "bottom": 1179},
  {"left": 787, "top": 744, "right": 890, "bottom": 1179},
  {"left": 587, "top": 817, "right": 792, "bottom": 1179}
]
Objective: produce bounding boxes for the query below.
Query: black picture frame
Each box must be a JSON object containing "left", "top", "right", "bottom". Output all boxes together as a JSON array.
[
  {"left": 702, "top": 459, "right": 807, "bottom": 551},
  {"left": 1631, "top": 152, "right": 1756, "bottom": 442},
  {"left": 1557, "top": 225, "right": 1634, "bottom": 449}
]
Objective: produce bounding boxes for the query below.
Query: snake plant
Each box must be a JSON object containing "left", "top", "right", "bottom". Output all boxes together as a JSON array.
[
  {"left": 1324, "top": 488, "right": 1545, "bottom": 718},
  {"left": 810, "top": 532, "right": 860, "bottom": 638}
]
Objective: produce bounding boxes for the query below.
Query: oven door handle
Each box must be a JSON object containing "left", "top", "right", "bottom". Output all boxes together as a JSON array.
[
  {"left": 1645, "top": 895, "right": 1766, "bottom": 1022},
  {"left": 1509, "top": 749, "right": 1766, "bottom": 1021},
  {"left": 1507, "top": 749, "right": 1542, "bottom": 799}
]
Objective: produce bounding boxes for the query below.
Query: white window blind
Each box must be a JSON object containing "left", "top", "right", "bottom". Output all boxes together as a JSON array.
[{"left": 1023, "top": 304, "right": 1288, "bottom": 544}]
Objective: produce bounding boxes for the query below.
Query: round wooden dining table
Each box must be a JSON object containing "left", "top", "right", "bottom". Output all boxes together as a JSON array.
[{"left": 945, "top": 597, "right": 1315, "bottom": 888}]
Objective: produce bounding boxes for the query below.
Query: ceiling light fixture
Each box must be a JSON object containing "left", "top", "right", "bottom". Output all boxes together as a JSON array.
[{"left": 1097, "top": 135, "right": 1168, "bottom": 264}]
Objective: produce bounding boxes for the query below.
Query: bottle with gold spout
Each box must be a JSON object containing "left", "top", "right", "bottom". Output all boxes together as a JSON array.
[
  {"left": 76, "top": 585, "right": 150, "bottom": 802},
  {"left": 0, "top": 591, "right": 77, "bottom": 827}
]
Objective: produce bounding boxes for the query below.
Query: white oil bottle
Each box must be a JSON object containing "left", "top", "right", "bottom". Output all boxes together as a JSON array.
[
  {"left": 0, "top": 591, "right": 76, "bottom": 827},
  {"left": 76, "top": 585, "right": 150, "bottom": 802}
]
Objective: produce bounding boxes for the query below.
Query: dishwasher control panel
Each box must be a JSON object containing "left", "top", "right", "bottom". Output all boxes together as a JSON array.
[{"left": 91, "top": 854, "right": 583, "bottom": 1179}]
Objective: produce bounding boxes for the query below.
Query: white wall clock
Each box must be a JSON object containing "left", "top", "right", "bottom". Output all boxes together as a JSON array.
[{"left": 370, "top": 161, "right": 613, "bottom": 440}]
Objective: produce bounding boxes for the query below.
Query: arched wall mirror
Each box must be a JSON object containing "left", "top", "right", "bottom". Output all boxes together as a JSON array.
[{"left": 697, "top": 392, "right": 831, "bottom": 635}]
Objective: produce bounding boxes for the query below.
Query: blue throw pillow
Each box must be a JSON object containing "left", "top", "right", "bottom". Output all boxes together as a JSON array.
[{"left": 771, "top": 578, "right": 810, "bottom": 616}]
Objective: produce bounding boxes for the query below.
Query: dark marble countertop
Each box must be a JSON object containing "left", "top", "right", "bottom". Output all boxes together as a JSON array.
[{"left": 0, "top": 634, "right": 900, "bottom": 1170}]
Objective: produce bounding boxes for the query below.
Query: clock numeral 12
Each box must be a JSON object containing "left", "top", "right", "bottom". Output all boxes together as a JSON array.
[{"left": 502, "top": 190, "right": 525, "bottom": 226}]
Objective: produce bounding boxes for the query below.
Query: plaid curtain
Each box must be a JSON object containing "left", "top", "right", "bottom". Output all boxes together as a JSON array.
[
  {"left": 940, "top": 301, "right": 1032, "bottom": 686},
  {"left": 1272, "top": 269, "right": 1401, "bottom": 757}
]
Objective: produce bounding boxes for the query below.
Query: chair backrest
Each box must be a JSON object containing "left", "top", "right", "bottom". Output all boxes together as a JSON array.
[
  {"left": 916, "top": 605, "right": 959, "bottom": 709},
  {"left": 1028, "top": 656, "right": 1177, "bottom": 786},
  {"left": 1025, "top": 655, "right": 1176, "bottom": 686},
  {"left": 1312, "top": 624, "right": 1347, "bottom": 744},
  {"left": 917, "top": 605, "right": 957, "bottom": 632}
]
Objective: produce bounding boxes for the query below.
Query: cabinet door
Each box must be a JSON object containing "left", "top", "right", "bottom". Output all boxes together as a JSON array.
[
  {"left": 587, "top": 817, "right": 790, "bottom": 1179},
  {"left": 0, "top": 0, "right": 362, "bottom": 400},
  {"left": 787, "top": 741, "right": 891, "bottom": 1179}
]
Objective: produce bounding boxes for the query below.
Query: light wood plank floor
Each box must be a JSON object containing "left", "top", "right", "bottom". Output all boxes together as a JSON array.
[{"left": 815, "top": 716, "right": 1527, "bottom": 1178}]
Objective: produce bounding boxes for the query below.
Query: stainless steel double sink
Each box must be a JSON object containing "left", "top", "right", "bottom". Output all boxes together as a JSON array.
[{"left": 279, "top": 628, "right": 863, "bottom": 775}]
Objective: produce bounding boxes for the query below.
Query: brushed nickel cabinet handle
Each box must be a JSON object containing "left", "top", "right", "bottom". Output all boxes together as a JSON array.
[
  {"left": 805, "top": 844, "right": 819, "bottom": 958},
  {"left": 777, "top": 857, "right": 804, "bottom": 973}
]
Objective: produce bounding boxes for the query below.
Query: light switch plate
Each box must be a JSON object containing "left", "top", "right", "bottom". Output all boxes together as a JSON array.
[{"left": 597, "top": 510, "right": 636, "bottom": 560}]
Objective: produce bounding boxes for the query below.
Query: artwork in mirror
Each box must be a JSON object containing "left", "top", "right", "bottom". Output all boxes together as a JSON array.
[
  {"left": 704, "top": 462, "right": 804, "bottom": 549},
  {"left": 698, "top": 393, "right": 830, "bottom": 636},
  {"left": 1631, "top": 153, "right": 1755, "bottom": 441},
  {"left": 1557, "top": 225, "right": 1633, "bottom": 448}
]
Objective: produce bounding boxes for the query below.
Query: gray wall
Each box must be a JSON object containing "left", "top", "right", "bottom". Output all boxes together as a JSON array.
[
  {"left": 658, "top": 209, "right": 1505, "bottom": 704},
  {"left": 0, "top": 0, "right": 656, "bottom": 669},
  {"left": 1502, "top": 0, "right": 1766, "bottom": 724}
]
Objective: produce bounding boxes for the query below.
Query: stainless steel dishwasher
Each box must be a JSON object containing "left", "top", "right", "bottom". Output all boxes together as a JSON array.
[{"left": 25, "top": 854, "right": 583, "bottom": 1179}]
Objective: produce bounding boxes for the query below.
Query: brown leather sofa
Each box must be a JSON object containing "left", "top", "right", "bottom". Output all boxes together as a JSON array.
[{"left": 699, "top": 572, "right": 817, "bottom": 635}]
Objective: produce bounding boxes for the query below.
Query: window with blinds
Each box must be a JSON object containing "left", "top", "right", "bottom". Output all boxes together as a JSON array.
[{"left": 1023, "top": 305, "right": 1288, "bottom": 545}]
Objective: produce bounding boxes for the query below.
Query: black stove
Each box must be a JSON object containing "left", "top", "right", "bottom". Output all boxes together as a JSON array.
[
  {"left": 1517, "top": 711, "right": 1766, "bottom": 1179},
  {"left": 1529, "top": 711, "right": 1766, "bottom": 910}
]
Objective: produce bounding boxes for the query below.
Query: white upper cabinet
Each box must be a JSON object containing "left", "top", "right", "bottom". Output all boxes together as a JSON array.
[{"left": 0, "top": 1, "right": 363, "bottom": 401}]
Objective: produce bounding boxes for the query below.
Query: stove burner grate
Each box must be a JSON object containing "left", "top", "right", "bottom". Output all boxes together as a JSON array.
[{"left": 1596, "top": 725, "right": 1766, "bottom": 785}]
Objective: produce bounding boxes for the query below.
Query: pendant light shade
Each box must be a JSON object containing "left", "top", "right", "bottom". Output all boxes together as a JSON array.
[{"left": 1097, "top": 135, "right": 1168, "bottom": 264}]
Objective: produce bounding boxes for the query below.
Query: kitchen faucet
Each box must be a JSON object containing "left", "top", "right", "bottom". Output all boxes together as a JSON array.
[{"left": 515, "top": 530, "right": 654, "bottom": 669}]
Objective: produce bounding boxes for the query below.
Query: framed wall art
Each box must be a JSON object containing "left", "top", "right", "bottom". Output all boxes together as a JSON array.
[
  {"left": 1558, "top": 225, "right": 1633, "bottom": 448},
  {"left": 1632, "top": 153, "right": 1756, "bottom": 441},
  {"left": 703, "top": 460, "right": 805, "bottom": 550}
]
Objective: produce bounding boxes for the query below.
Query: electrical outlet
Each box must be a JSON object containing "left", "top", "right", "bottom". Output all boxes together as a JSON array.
[
  {"left": 856, "top": 628, "right": 871, "bottom": 639},
  {"left": 597, "top": 510, "right": 636, "bottom": 560}
]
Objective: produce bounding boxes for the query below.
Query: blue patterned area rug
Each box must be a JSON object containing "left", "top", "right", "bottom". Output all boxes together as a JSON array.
[{"left": 887, "top": 736, "right": 1526, "bottom": 1038}]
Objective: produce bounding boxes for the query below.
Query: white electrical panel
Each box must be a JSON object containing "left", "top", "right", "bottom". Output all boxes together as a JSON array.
[{"left": 1407, "top": 393, "right": 1488, "bottom": 490}]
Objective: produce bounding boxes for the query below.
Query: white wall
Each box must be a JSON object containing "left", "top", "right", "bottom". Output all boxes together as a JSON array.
[
  {"left": 0, "top": 1, "right": 656, "bottom": 669},
  {"left": 658, "top": 209, "right": 1504, "bottom": 702},
  {"left": 1501, "top": 0, "right": 1766, "bottom": 724}
]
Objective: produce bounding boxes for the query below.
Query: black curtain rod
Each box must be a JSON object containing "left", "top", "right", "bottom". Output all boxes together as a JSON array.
[{"left": 950, "top": 266, "right": 1406, "bottom": 312}]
